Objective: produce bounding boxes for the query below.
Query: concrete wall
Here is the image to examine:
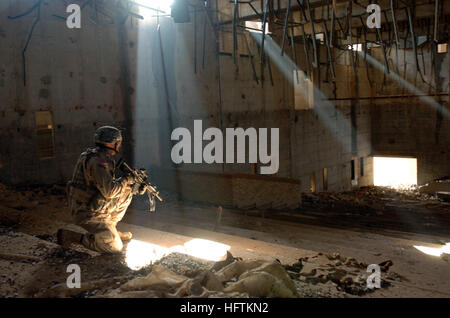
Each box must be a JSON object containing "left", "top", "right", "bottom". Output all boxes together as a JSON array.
[
  {"left": 370, "top": 43, "right": 450, "bottom": 185},
  {"left": 372, "top": 99, "right": 450, "bottom": 184},
  {"left": 132, "top": 9, "right": 363, "bottom": 196},
  {"left": 1, "top": 0, "right": 447, "bottom": 198},
  {"left": 0, "top": 0, "right": 136, "bottom": 184},
  {"left": 150, "top": 168, "right": 301, "bottom": 209},
  {"left": 0, "top": 0, "right": 372, "bottom": 195}
]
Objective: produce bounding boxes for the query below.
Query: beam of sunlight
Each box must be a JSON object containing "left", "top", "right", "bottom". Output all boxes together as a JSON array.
[
  {"left": 414, "top": 242, "right": 450, "bottom": 257},
  {"left": 125, "top": 238, "right": 231, "bottom": 270},
  {"left": 134, "top": 12, "right": 178, "bottom": 168},
  {"left": 125, "top": 239, "right": 171, "bottom": 270},
  {"left": 373, "top": 157, "right": 417, "bottom": 188},
  {"left": 183, "top": 238, "right": 231, "bottom": 261},
  {"left": 249, "top": 32, "right": 370, "bottom": 154},
  {"left": 358, "top": 51, "right": 450, "bottom": 119},
  {"left": 134, "top": 0, "right": 173, "bottom": 16}
]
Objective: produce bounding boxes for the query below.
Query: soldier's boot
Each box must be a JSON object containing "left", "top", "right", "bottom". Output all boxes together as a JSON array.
[
  {"left": 118, "top": 231, "right": 132, "bottom": 242},
  {"left": 57, "top": 229, "right": 84, "bottom": 248}
]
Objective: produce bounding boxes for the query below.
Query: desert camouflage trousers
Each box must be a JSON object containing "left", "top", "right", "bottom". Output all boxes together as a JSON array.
[{"left": 68, "top": 187, "right": 133, "bottom": 253}]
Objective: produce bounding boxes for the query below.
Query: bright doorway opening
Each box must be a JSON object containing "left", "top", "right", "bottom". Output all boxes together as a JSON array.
[{"left": 373, "top": 157, "right": 417, "bottom": 188}]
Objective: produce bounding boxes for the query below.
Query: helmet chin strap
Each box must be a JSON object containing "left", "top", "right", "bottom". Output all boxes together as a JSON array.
[{"left": 96, "top": 143, "right": 118, "bottom": 155}]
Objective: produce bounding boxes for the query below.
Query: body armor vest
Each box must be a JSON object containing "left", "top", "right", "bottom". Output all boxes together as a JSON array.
[
  {"left": 66, "top": 148, "right": 100, "bottom": 205},
  {"left": 70, "top": 148, "right": 97, "bottom": 190}
]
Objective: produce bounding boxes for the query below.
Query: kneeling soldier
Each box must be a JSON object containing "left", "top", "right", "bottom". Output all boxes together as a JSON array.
[{"left": 57, "top": 126, "right": 144, "bottom": 253}]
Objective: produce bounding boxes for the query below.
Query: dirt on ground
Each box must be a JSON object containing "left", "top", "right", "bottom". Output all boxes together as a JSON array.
[{"left": 0, "top": 183, "right": 448, "bottom": 298}]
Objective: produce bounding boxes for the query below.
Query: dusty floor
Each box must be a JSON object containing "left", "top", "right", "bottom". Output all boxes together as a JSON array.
[{"left": 0, "top": 183, "right": 449, "bottom": 298}]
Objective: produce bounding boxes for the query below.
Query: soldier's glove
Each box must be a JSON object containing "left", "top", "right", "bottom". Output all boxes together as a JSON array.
[
  {"left": 121, "top": 174, "right": 135, "bottom": 186},
  {"left": 132, "top": 182, "right": 146, "bottom": 195}
]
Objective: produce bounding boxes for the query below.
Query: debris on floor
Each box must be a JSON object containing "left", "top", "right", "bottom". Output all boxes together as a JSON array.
[
  {"left": 1, "top": 224, "right": 397, "bottom": 299},
  {"left": 436, "top": 192, "right": 450, "bottom": 202},
  {"left": 284, "top": 252, "right": 397, "bottom": 296},
  {"left": 278, "top": 185, "right": 450, "bottom": 237},
  {"left": 0, "top": 222, "right": 397, "bottom": 298},
  {"left": 0, "top": 182, "right": 447, "bottom": 298},
  {"left": 100, "top": 256, "right": 300, "bottom": 298},
  {"left": 419, "top": 178, "right": 450, "bottom": 195}
]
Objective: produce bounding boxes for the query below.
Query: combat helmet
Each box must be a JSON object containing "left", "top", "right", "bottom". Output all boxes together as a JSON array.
[{"left": 94, "top": 126, "right": 122, "bottom": 149}]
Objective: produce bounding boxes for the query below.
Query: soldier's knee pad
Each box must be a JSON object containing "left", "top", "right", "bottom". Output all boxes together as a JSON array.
[
  {"left": 106, "top": 240, "right": 123, "bottom": 253},
  {"left": 95, "top": 230, "right": 123, "bottom": 253}
]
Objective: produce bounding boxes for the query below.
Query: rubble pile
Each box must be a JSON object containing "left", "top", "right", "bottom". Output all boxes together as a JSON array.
[
  {"left": 283, "top": 185, "right": 450, "bottom": 236},
  {"left": 419, "top": 178, "right": 450, "bottom": 195},
  {"left": 284, "top": 253, "right": 397, "bottom": 296},
  {"left": 100, "top": 256, "right": 299, "bottom": 298},
  {"left": 33, "top": 250, "right": 398, "bottom": 298},
  {"left": 0, "top": 182, "right": 433, "bottom": 298},
  {"left": 29, "top": 251, "right": 300, "bottom": 298},
  {"left": 0, "top": 223, "right": 400, "bottom": 299},
  {"left": 44, "top": 246, "right": 92, "bottom": 265},
  {"left": 301, "top": 186, "right": 442, "bottom": 211},
  {"left": 155, "top": 252, "right": 215, "bottom": 278}
]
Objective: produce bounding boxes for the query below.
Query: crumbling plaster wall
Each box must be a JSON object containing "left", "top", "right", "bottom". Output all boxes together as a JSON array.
[
  {"left": 370, "top": 43, "right": 450, "bottom": 185},
  {"left": 131, "top": 8, "right": 366, "bottom": 194},
  {"left": 6, "top": 1, "right": 446, "bottom": 193},
  {"left": 0, "top": 1, "right": 371, "bottom": 194},
  {"left": 0, "top": 1, "right": 136, "bottom": 184},
  {"left": 212, "top": 0, "right": 450, "bottom": 189}
]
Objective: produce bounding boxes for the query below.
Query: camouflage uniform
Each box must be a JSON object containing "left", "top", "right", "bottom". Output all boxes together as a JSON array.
[{"left": 67, "top": 147, "right": 133, "bottom": 253}]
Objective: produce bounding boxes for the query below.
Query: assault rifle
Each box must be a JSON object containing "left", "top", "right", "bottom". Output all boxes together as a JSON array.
[{"left": 117, "top": 160, "right": 163, "bottom": 212}]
